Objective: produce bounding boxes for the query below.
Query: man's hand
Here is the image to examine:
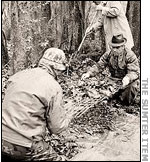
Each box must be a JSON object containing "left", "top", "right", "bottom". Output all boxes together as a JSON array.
[
  {"left": 85, "top": 26, "right": 95, "bottom": 35},
  {"left": 96, "top": 4, "right": 103, "bottom": 11},
  {"left": 122, "top": 76, "right": 130, "bottom": 88},
  {"left": 81, "top": 73, "right": 90, "bottom": 81}
]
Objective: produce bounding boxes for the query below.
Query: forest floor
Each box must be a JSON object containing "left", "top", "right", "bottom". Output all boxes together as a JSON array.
[
  {"left": 2, "top": 55, "right": 140, "bottom": 161},
  {"left": 60, "top": 57, "right": 140, "bottom": 161},
  {"left": 63, "top": 112, "right": 140, "bottom": 161}
]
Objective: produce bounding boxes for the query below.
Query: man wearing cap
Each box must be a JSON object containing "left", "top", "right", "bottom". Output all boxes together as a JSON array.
[
  {"left": 81, "top": 34, "right": 140, "bottom": 106},
  {"left": 2, "top": 48, "right": 71, "bottom": 161}
]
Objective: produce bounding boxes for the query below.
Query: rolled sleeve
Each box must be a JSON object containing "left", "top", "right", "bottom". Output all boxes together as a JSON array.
[{"left": 102, "top": 2, "right": 121, "bottom": 17}]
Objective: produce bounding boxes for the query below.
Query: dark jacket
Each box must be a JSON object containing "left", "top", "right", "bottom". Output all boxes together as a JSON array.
[{"left": 88, "top": 48, "right": 140, "bottom": 82}]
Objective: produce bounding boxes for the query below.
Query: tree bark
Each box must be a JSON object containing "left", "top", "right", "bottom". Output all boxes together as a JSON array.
[
  {"left": 126, "top": 1, "right": 140, "bottom": 57},
  {"left": 10, "top": 1, "right": 26, "bottom": 74},
  {"left": 2, "top": 1, "right": 140, "bottom": 74}
]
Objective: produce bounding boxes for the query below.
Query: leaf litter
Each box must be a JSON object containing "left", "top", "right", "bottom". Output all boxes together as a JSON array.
[{"left": 2, "top": 56, "right": 140, "bottom": 161}]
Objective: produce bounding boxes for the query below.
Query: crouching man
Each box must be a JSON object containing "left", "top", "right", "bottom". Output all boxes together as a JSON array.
[
  {"left": 81, "top": 34, "right": 140, "bottom": 106},
  {"left": 2, "top": 48, "right": 71, "bottom": 161}
]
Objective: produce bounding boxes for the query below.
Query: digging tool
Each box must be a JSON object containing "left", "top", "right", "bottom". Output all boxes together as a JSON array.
[
  {"left": 70, "top": 22, "right": 97, "bottom": 61},
  {"left": 77, "top": 1, "right": 107, "bottom": 53},
  {"left": 77, "top": 11, "right": 98, "bottom": 53},
  {"left": 66, "top": 12, "right": 97, "bottom": 75},
  {"left": 68, "top": 2, "right": 104, "bottom": 65},
  {"left": 70, "top": 1, "right": 106, "bottom": 60}
]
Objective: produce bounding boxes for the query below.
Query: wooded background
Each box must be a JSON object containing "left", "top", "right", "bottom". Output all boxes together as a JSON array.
[{"left": 2, "top": 1, "right": 140, "bottom": 74}]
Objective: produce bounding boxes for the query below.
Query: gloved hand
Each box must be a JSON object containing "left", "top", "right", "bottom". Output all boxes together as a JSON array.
[
  {"left": 122, "top": 76, "right": 130, "bottom": 88},
  {"left": 81, "top": 73, "right": 90, "bottom": 81}
]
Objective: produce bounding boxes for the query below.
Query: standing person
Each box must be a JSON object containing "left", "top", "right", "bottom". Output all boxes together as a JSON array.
[
  {"left": 2, "top": 48, "right": 71, "bottom": 161},
  {"left": 87, "top": 1, "right": 134, "bottom": 50},
  {"left": 81, "top": 34, "right": 139, "bottom": 106}
]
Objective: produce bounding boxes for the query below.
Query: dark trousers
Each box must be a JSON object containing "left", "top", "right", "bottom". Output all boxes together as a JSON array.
[
  {"left": 119, "top": 80, "right": 139, "bottom": 105},
  {"left": 2, "top": 139, "right": 31, "bottom": 161},
  {"left": 2, "top": 139, "right": 63, "bottom": 161}
]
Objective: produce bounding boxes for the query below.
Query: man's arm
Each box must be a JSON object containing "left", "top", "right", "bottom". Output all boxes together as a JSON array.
[
  {"left": 101, "top": 1, "right": 121, "bottom": 18},
  {"left": 46, "top": 89, "right": 70, "bottom": 134},
  {"left": 88, "top": 51, "right": 110, "bottom": 77},
  {"left": 125, "top": 50, "right": 140, "bottom": 83},
  {"left": 86, "top": 13, "right": 103, "bottom": 34}
]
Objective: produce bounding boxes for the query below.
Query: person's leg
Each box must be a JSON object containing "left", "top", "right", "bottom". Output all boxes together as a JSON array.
[
  {"left": 119, "top": 81, "right": 139, "bottom": 106},
  {"left": 30, "top": 139, "right": 66, "bottom": 161},
  {"left": 2, "top": 139, "right": 31, "bottom": 161},
  {"left": 2, "top": 138, "right": 66, "bottom": 161},
  {"left": 2, "top": 152, "right": 17, "bottom": 162}
]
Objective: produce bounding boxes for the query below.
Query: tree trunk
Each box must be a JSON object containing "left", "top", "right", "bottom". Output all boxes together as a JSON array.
[
  {"left": 2, "top": 30, "right": 9, "bottom": 66},
  {"left": 10, "top": 1, "right": 26, "bottom": 74},
  {"left": 2, "top": 1, "right": 11, "bottom": 40},
  {"left": 126, "top": 1, "right": 140, "bottom": 57},
  {"left": 2, "top": 1, "right": 140, "bottom": 74}
]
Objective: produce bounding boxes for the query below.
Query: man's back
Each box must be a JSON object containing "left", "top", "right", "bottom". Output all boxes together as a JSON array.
[{"left": 2, "top": 67, "right": 61, "bottom": 147}]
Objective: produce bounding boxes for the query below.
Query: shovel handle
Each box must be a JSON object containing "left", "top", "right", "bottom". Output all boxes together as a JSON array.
[
  {"left": 77, "top": 11, "right": 98, "bottom": 52},
  {"left": 77, "top": 34, "right": 87, "bottom": 52}
]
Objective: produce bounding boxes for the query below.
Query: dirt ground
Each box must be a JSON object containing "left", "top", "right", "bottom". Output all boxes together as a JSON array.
[
  {"left": 58, "top": 66, "right": 140, "bottom": 161},
  {"left": 61, "top": 113, "right": 140, "bottom": 161}
]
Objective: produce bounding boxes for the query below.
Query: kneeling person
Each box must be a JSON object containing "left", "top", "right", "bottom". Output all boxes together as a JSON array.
[
  {"left": 81, "top": 34, "right": 140, "bottom": 105},
  {"left": 2, "top": 48, "right": 71, "bottom": 161}
]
